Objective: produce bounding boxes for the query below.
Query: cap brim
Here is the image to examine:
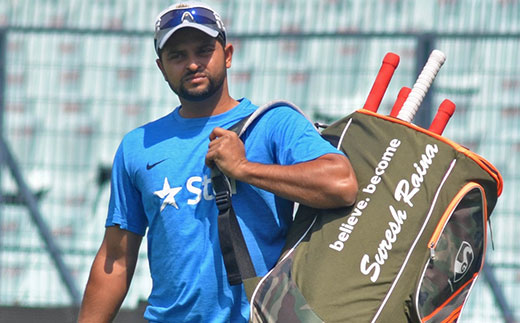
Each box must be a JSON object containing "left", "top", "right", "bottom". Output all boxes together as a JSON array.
[{"left": 157, "top": 21, "right": 220, "bottom": 53}]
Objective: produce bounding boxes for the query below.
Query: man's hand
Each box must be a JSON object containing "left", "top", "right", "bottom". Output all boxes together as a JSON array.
[{"left": 205, "top": 127, "right": 249, "bottom": 178}]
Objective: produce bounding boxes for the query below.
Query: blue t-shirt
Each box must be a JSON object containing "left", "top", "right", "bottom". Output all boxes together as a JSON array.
[{"left": 106, "top": 98, "right": 342, "bottom": 322}]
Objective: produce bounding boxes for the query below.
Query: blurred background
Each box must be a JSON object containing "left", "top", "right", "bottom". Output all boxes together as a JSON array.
[{"left": 0, "top": 0, "right": 518, "bottom": 322}]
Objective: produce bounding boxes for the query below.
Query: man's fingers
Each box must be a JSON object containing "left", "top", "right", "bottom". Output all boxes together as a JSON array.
[
  {"left": 205, "top": 151, "right": 216, "bottom": 169},
  {"left": 209, "top": 127, "right": 228, "bottom": 141},
  {"left": 206, "top": 127, "right": 246, "bottom": 177}
]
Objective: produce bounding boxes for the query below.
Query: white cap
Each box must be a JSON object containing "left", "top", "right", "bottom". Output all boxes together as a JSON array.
[{"left": 154, "top": 2, "right": 226, "bottom": 56}]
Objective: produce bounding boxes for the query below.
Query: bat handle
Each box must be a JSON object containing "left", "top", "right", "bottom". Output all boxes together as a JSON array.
[
  {"left": 363, "top": 52, "right": 400, "bottom": 112},
  {"left": 389, "top": 86, "right": 411, "bottom": 117},
  {"left": 397, "top": 50, "right": 446, "bottom": 123},
  {"left": 429, "top": 99, "right": 456, "bottom": 135}
]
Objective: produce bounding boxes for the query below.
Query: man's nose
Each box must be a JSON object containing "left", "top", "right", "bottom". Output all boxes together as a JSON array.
[{"left": 186, "top": 55, "right": 201, "bottom": 71}]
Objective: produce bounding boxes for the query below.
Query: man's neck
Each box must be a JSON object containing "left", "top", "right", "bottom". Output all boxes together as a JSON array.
[{"left": 178, "top": 86, "right": 239, "bottom": 118}]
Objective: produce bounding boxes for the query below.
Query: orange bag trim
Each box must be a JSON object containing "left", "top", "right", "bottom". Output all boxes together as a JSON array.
[
  {"left": 421, "top": 273, "right": 477, "bottom": 322},
  {"left": 357, "top": 109, "right": 503, "bottom": 196},
  {"left": 428, "top": 183, "right": 487, "bottom": 250}
]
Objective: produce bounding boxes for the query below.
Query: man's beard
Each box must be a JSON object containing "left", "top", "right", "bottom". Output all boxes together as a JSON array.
[{"left": 171, "top": 69, "right": 226, "bottom": 102}]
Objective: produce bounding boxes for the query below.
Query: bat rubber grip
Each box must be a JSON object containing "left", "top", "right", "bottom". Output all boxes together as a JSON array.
[
  {"left": 429, "top": 99, "right": 456, "bottom": 135},
  {"left": 390, "top": 87, "right": 411, "bottom": 117},
  {"left": 397, "top": 50, "right": 446, "bottom": 122},
  {"left": 363, "top": 52, "right": 400, "bottom": 112}
]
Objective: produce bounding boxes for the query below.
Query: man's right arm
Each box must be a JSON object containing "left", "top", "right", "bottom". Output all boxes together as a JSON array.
[{"left": 78, "top": 226, "right": 143, "bottom": 323}]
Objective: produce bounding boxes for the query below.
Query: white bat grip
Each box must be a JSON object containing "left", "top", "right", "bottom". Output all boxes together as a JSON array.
[{"left": 396, "top": 50, "right": 446, "bottom": 122}]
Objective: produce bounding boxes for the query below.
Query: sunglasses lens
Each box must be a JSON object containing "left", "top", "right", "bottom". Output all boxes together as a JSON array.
[{"left": 159, "top": 8, "right": 218, "bottom": 30}]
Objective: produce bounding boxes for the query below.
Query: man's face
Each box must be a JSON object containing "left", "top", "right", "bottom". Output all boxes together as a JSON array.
[{"left": 156, "top": 28, "right": 231, "bottom": 102}]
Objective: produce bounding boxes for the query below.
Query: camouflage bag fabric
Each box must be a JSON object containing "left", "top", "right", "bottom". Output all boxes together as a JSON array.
[{"left": 247, "top": 108, "right": 503, "bottom": 323}]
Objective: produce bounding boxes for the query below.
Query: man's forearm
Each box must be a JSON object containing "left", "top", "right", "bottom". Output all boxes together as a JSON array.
[
  {"left": 78, "top": 255, "right": 131, "bottom": 323},
  {"left": 78, "top": 225, "right": 142, "bottom": 323},
  {"left": 233, "top": 154, "right": 358, "bottom": 209}
]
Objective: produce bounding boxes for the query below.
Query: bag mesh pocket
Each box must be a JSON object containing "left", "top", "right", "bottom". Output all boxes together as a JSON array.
[{"left": 416, "top": 184, "right": 487, "bottom": 322}]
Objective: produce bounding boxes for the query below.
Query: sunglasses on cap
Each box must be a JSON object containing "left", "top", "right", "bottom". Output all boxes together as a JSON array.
[{"left": 154, "top": 6, "right": 226, "bottom": 56}]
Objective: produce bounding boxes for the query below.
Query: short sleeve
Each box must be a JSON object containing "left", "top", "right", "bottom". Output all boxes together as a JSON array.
[
  {"left": 105, "top": 142, "right": 148, "bottom": 236},
  {"left": 261, "top": 107, "right": 343, "bottom": 165}
]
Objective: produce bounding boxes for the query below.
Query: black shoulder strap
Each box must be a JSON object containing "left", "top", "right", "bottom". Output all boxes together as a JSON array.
[
  {"left": 212, "top": 170, "right": 256, "bottom": 285},
  {"left": 212, "top": 100, "right": 312, "bottom": 285},
  {"left": 211, "top": 115, "right": 256, "bottom": 285}
]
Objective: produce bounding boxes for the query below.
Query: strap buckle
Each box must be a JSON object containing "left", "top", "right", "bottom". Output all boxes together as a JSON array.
[{"left": 215, "top": 191, "right": 232, "bottom": 212}]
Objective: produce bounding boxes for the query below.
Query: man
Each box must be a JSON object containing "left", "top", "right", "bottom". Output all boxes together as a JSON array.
[{"left": 78, "top": 2, "right": 358, "bottom": 322}]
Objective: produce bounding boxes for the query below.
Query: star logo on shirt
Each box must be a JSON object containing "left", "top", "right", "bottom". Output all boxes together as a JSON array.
[{"left": 154, "top": 177, "right": 182, "bottom": 211}]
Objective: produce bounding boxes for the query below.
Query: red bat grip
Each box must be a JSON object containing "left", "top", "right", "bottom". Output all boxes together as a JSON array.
[
  {"left": 390, "top": 86, "right": 411, "bottom": 117},
  {"left": 429, "top": 99, "right": 456, "bottom": 135},
  {"left": 363, "top": 52, "right": 400, "bottom": 112}
]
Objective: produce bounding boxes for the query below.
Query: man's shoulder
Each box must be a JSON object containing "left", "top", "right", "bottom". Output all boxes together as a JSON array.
[{"left": 253, "top": 102, "right": 311, "bottom": 128}]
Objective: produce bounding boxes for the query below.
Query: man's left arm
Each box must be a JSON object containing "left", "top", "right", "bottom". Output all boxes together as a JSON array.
[{"left": 206, "top": 127, "right": 358, "bottom": 209}]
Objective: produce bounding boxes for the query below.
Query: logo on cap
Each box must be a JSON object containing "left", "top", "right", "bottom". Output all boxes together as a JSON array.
[{"left": 181, "top": 11, "right": 195, "bottom": 22}]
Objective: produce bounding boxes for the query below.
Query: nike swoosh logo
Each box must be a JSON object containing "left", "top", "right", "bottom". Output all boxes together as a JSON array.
[{"left": 146, "top": 159, "right": 167, "bottom": 170}]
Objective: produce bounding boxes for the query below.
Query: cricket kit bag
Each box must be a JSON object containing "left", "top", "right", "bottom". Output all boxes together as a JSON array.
[{"left": 212, "top": 51, "right": 503, "bottom": 322}]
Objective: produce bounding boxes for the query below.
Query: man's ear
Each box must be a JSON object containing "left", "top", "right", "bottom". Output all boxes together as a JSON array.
[
  {"left": 155, "top": 58, "right": 168, "bottom": 81},
  {"left": 224, "top": 43, "right": 234, "bottom": 69}
]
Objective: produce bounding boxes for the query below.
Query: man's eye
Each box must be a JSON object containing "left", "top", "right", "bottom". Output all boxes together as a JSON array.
[
  {"left": 168, "top": 53, "right": 183, "bottom": 60},
  {"left": 200, "top": 47, "right": 214, "bottom": 54}
]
